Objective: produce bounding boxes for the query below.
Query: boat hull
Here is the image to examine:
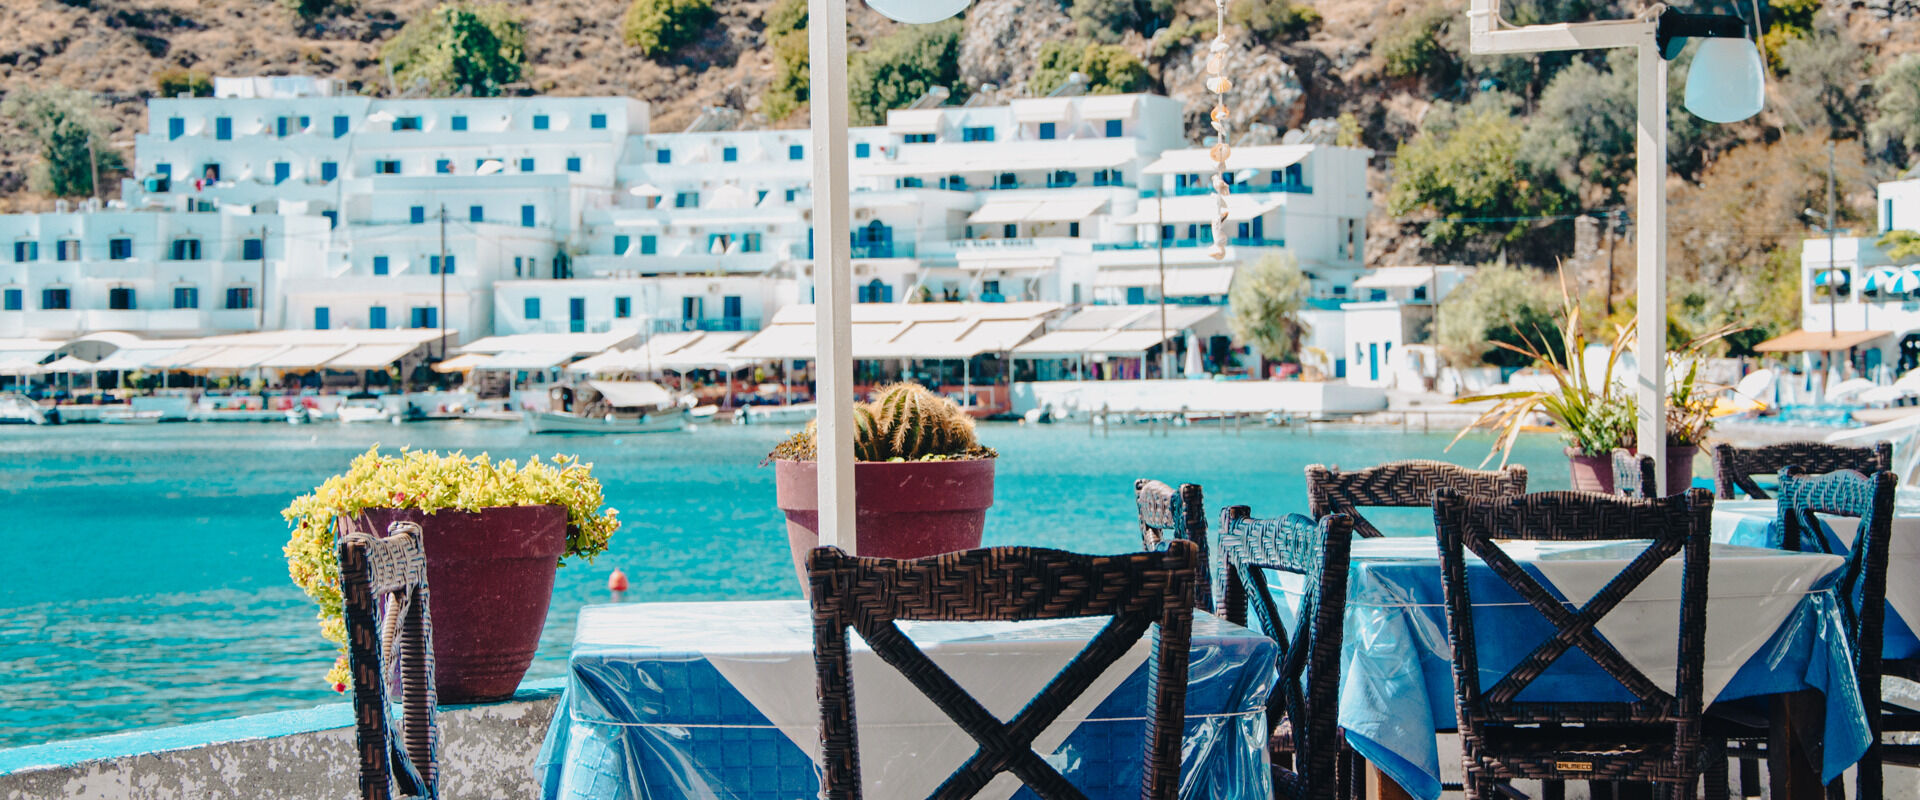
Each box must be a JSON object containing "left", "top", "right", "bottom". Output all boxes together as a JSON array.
[{"left": 523, "top": 409, "right": 691, "bottom": 434}]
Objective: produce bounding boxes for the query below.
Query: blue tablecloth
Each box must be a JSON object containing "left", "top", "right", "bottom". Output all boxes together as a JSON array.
[
  {"left": 1304, "top": 538, "right": 1871, "bottom": 800},
  {"left": 1713, "top": 498, "right": 1920, "bottom": 659},
  {"left": 535, "top": 601, "right": 1278, "bottom": 800}
]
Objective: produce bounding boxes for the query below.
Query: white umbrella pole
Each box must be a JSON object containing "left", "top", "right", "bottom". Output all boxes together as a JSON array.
[
  {"left": 810, "top": 0, "right": 856, "bottom": 553},
  {"left": 1634, "top": 46, "right": 1670, "bottom": 492}
]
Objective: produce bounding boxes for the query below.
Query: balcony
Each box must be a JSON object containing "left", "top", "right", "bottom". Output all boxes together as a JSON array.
[
  {"left": 653, "top": 317, "right": 759, "bottom": 333},
  {"left": 1092, "top": 237, "right": 1285, "bottom": 251},
  {"left": 1142, "top": 184, "right": 1312, "bottom": 198}
]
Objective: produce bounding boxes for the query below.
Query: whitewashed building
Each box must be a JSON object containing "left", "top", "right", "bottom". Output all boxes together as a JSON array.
[{"left": 1792, "top": 176, "right": 1920, "bottom": 373}]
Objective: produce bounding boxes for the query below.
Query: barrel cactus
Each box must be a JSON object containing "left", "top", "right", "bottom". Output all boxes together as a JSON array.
[{"left": 766, "top": 383, "right": 996, "bottom": 463}]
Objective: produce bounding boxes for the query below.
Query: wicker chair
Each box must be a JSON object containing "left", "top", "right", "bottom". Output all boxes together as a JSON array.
[
  {"left": 1612, "top": 450, "right": 1657, "bottom": 498},
  {"left": 1432, "top": 489, "right": 1718, "bottom": 800},
  {"left": 1217, "top": 507, "right": 1355, "bottom": 800},
  {"left": 807, "top": 542, "right": 1198, "bottom": 800},
  {"left": 1136, "top": 478, "right": 1214, "bottom": 613},
  {"left": 338, "top": 521, "right": 439, "bottom": 800},
  {"left": 1710, "top": 441, "right": 1892, "bottom": 499},
  {"left": 1307, "top": 460, "right": 1528, "bottom": 539}
]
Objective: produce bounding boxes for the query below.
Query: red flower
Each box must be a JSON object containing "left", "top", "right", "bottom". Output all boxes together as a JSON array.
[{"left": 334, "top": 682, "right": 347, "bottom": 693}]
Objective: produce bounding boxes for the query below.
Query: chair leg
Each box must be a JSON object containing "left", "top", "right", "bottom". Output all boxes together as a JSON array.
[
  {"left": 1736, "top": 757, "right": 1760, "bottom": 799},
  {"left": 1540, "top": 779, "right": 1566, "bottom": 800},
  {"left": 1703, "top": 740, "right": 1728, "bottom": 800},
  {"left": 1590, "top": 781, "right": 1615, "bottom": 800}
]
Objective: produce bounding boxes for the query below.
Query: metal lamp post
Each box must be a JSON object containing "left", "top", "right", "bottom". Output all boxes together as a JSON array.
[{"left": 1465, "top": 0, "right": 1764, "bottom": 493}]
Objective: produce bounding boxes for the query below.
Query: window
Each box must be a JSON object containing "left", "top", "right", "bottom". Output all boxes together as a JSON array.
[
  {"left": 201, "top": 163, "right": 221, "bottom": 182},
  {"left": 215, "top": 117, "right": 232, "bottom": 140},
  {"left": 168, "top": 117, "right": 184, "bottom": 140},
  {"left": 614, "top": 296, "right": 631, "bottom": 318},
  {"left": 169, "top": 239, "right": 201, "bottom": 261},
  {"left": 469, "top": 205, "right": 484, "bottom": 223},
  {"left": 524, "top": 297, "right": 541, "bottom": 320},
  {"left": 393, "top": 116, "right": 422, "bottom": 131},
  {"left": 2, "top": 289, "right": 19, "bottom": 310},
  {"left": 590, "top": 113, "right": 607, "bottom": 129},
  {"left": 741, "top": 233, "right": 762, "bottom": 252},
  {"left": 519, "top": 157, "right": 535, "bottom": 172},
  {"left": 436, "top": 159, "right": 453, "bottom": 174},
  {"left": 56, "top": 240, "right": 78, "bottom": 261},
  {"left": 613, "top": 235, "right": 631, "bottom": 255},
  {"left": 1160, "top": 224, "right": 1175, "bottom": 242},
  {"left": 369, "top": 306, "right": 387, "bottom": 329},
  {"left": 855, "top": 142, "right": 871, "bottom": 158},
  {"left": 785, "top": 189, "right": 798, "bottom": 203},
  {"left": 322, "top": 210, "right": 338, "bottom": 229},
  {"left": 1069, "top": 222, "right": 1080, "bottom": 238},
  {"left": 372, "top": 256, "right": 389, "bottom": 275},
  {"left": 173, "top": 286, "right": 198, "bottom": 309},
  {"left": 320, "top": 161, "right": 338, "bottom": 182},
  {"left": 157, "top": 164, "right": 172, "bottom": 177},
  {"left": 12, "top": 241, "right": 35, "bottom": 262},
  {"left": 41, "top": 288, "right": 70, "bottom": 310},
  {"left": 1049, "top": 170, "right": 1076, "bottom": 187},
  {"left": 109, "top": 238, "right": 133, "bottom": 260},
  {"left": 532, "top": 114, "right": 550, "bottom": 130},
  {"left": 1104, "top": 119, "right": 1122, "bottom": 137},
  {"left": 410, "top": 307, "right": 437, "bottom": 329},
  {"left": 520, "top": 205, "right": 536, "bottom": 227},
  {"left": 410, "top": 206, "right": 426, "bottom": 224},
  {"left": 995, "top": 172, "right": 1016, "bottom": 189},
  {"left": 225, "top": 287, "right": 253, "bottom": 309},
  {"left": 789, "top": 144, "right": 804, "bottom": 160},
  {"left": 1003, "top": 224, "right": 1017, "bottom": 238},
  {"left": 640, "top": 235, "right": 657, "bottom": 255},
  {"left": 1038, "top": 122, "right": 1056, "bottom": 140},
  {"left": 656, "top": 149, "right": 672, "bottom": 164},
  {"left": 722, "top": 147, "right": 738, "bottom": 162},
  {"left": 298, "top": 116, "right": 309, "bottom": 132},
  {"left": 1413, "top": 286, "right": 1429, "bottom": 301},
  {"left": 674, "top": 192, "right": 698, "bottom": 209},
  {"left": 1126, "top": 286, "right": 1146, "bottom": 305},
  {"left": 566, "top": 157, "right": 582, "bottom": 173},
  {"left": 428, "top": 255, "right": 456, "bottom": 274},
  {"left": 451, "top": 115, "right": 468, "bottom": 131},
  {"left": 375, "top": 160, "right": 401, "bottom": 174},
  {"left": 314, "top": 307, "right": 330, "bottom": 330},
  {"left": 333, "top": 115, "right": 350, "bottom": 138},
  {"left": 962, "top": 126, "right": 994, "bottom": 142},
  {"left": 276, "top": 116, "right": 291, "bottom": 137},
  {"left": 904, "top": 133, "right": 935, "bottom": 144}
]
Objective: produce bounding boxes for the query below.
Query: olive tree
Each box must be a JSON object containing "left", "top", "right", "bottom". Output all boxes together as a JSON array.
[
  {"left": 1, "top": 86, "right": 122, "bottom": 198},
  {"left": 1228, "top": 253, "right": 1313, "bottom": 371},
  {"left": 380, "top": 2, "right": 526, "bottom": 97}
]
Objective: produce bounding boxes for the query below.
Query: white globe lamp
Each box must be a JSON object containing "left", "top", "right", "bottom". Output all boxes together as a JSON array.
[{"left": 863, "top": 0, "right": 969, "bottom": 24}]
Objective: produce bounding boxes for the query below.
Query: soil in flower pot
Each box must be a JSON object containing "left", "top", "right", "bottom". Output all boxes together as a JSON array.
[
  {"left": 773, "top": 458, "right": 994, "bottom": 589},
  {"left": 349, "top": 504, "right": 568, "bottom": 703}
]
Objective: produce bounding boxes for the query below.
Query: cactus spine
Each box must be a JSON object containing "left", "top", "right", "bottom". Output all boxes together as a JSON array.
[{"left": 765, "top": 382, "right": 993, "bottom": 463}]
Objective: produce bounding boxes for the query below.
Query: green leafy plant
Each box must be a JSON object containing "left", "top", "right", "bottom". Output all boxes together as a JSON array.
[
  {"left": 1379, "top": 2, "right": 1452, "bottom": 79},
  {"left": 0, "top": 86, "right": 122, "bottom": 198},
  {"left": 1030, "top": 41, "right": 1151, "bottom": 96},
  {"left": 848, "top": 19, "right": 967, "bottom": 126},
  {"left": 762, "top": 0, "right": 810, "bottom": 120},
  {"left": 767, "top": 383, "right": 997, "bottom": 463},
  {"left": 282, "top": 446, "right": 619, "bottom": 687},
  {"left": 1228, "top": 252, "right": 1313, "bottom": 369},
  {"left": 1229, "top": 0, "right": 1320, "bottom": 39},
  {"left": 621, "top": 0, "right": 717, "bottom": 58},
  {"left": 1069, "top": 0, "right": 1175, "bottom": 43},
  {"left": 153, "top": 68, "right": 214, "bottom": 99},
  {"left": 1449, "top": 289, "right": 1636, "bottom": 465},
  {"left": 379, "top": 1, "right": 526, "bottom": 98}
]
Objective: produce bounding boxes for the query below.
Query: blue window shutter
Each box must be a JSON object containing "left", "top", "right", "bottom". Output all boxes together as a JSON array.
[
  {"left": 470, "top": 205, "right": 483, "bottom": 222},
  {"left": 168, "top": 118, "right": 184, "bottom": 140},
  {"left": 333, "top": 115, "right": 349, "bottom": 138},
  {"left": 216, "top": 117, "right": 232, "bottom": 140},
  {"left": 452, "top": 115, "right": 468, "bottom": 131},
  {"left": 640, "top": 235, "right": 657, "bottom": 255},
  {"left": 444, "top": 256, "right": 455, "bottom": 274},
  {"left": 410, "top": 206, "right": 425, "bottom": 224},
  {"left": 657, "top": 149, "right": 671, "bottom": 164},
  {"left": 855, "top": 143, "right": 870, "bottom": 158},
  {"left": 789, "top": 144, "right": 804, "bottom": 160},
  {"left": 525, "top": 297, "right": 541, "bottom": 319},
  {"left": 320, "top": 162, "right": 338, "bottom": 181},
  {"left": 1105, "top": 119, "right": 1122, "bottom": 137},
  {"left": 533, "top": 114, "right": 549, "bottom": 130},
  {"left": 614, "top": 235, "right": 630, "bottom": 255},
  {"left": 521, "top": 205, "right": 535, "bottom": 227},
  {"left": 273, "top": 163, "right": 290, "bottom": 184},
  {"left": 1039, "top": 122, "right": 1055, "bottom": 140},
  {"left": 590, "top": 113, "right": 607, "bottom": 129},
  {"left": 314, "top": 307, "right": 330, "bottom": 330},
  {"left": 566, "top": 157, "right": 581, "bottom": 172},
  {"left": 520, "top": 158, "right": 535, "bottom": 172},
  {"left": 369, "top": 306, "right": 387, "bottom": 329},
  {"left": 372, "top": 256, "right": 389, "bottom": 275}
]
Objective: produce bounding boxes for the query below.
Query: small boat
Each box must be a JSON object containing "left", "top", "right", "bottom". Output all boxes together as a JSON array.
[
  {"left": 0, "top": 393, "right": 45, "bottom": 425},
  {"left": 336, "top": 399, "right": 392, "bottom": 424},
  {"left": 100, "top": 407, "right": 165, "bottom": 425},
  {"left": 733, "top": 403, "right": 817, "bottom": 425},
  {"left": 524, "top": 381, "right": 691, "bottom": 435}
]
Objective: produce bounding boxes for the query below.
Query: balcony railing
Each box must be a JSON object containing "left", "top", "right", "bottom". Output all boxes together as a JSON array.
[
  {"left": 950, "top": 238, "right": 1036, "bottom": 250},
  {"left": 1140, "top": 184, "right": 1313, "bottom": 198},
  {"left": 653, "top": 317, "right": 759, "bottom": 333},
  {"left": 1092, "top": 237, "right": 1285, "bottom": 251}
]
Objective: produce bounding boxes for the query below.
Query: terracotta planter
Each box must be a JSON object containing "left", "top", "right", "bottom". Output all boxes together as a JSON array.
[
  {"left": 348, "top": 504, "right": 569, "bottom": 704},
  {"left": 773, "top": 459, "right": 994, "bottom": 590},
  {"left": 1565, "top": 445, "right": 1701, "bottom": 496}
]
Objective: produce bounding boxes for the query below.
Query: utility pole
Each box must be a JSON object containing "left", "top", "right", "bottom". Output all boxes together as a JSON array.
[
  {"left": 87, "top": 137, "right": 101, "bottom": 202},
  {"left": 1826, "top": 141, "right": 1838, "bottom": 339},
  {"left": 256, "top": 225, "right": 267, "bottom": 330},
  {"left": 438, "top": 204, "right": 448, "bottom": 360}
]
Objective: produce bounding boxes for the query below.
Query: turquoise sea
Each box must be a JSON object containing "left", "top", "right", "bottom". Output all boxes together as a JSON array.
[{"left": 0, "top": 420, "right": 1566, "bottom": 749}]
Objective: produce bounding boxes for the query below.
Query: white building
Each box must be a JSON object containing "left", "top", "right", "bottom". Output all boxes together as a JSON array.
[
  {"left": 1333, "top": 265, "right": 1472, "bottom": 388},
  {"left": 1792, "top": 176, "right": 1920, "bottom": 373}
]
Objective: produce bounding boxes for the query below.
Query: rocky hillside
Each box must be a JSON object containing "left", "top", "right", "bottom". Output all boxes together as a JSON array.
[{"left": 3, "top": 0, "right": 1918, "bottom": 261}]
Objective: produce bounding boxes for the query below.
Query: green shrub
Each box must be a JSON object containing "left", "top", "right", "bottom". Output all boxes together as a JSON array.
[
  {"left": 1029, "top": 40, "right": 1151, "bottom": 96},
  {"left": 1147, "top": 17, "right": 1215, "bottom": 61},
  {"left": 621, "top": 0, "right": 717, "bottom": 58},
  {"left": 1379, "top": 3, "right": 1451, "bottom": 78},
  {"left": 762, "top": 0, "right": 810, "bottom": 119},
  {"left": 1386, "top": 94, "right": 1567, "bottom": 247},
  {"left": 281, "top": 0, "right": 341, "bottom": 20},
  {"left": 379, "top": 2, "right": 525, "bottom": 97},
  {"left": 847, "top": 19, "right": 965, "bottom": 125},
  {"left": 0, "top": 86, "right": 121, "bottom": 197},
  {"left": 1070, "top": 0, "right": 1175, "bottom": 44},
  {"left": 154, "top": 67, "right": 213, "bottom": 99},
  {"left": 1229, "top": 0, "right": 1320, "bottom": 39}
]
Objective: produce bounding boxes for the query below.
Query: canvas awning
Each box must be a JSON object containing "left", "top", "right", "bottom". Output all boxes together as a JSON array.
[
  {"left": 1353, "top": 267, "right": 1441, "bottom": 290},
  {"left": 968, "top": 200, "right": 1041, "bottom": 224},
  {"left": 1111, "top": 196, "right": 1284, "bottom": 225},
  {"left": 586, "top": 380, "right": 673, "bottom": 409},
  {"left": 1752, "top": 329, "right": 1891, "bottom": 353},
  {"left": 145, "top": 345, "right": 230, "bottom": 370},
  {"left": 859, "top": 149, "right": 1133, "bottom": 177},
  {"left": 1094, "top": 266, "right": 1237, "bottom": 296},
  {"left": 480, "top": 351, "right": 577, "bottom": 371},
  {"left": 1143, "top": 145, "right": 1313, "bottom": 175},
  {"left": 0, "top": 351, "right": 54, "bottom": 373},
  {"left": 324, "top": 343, "right": 421, "bottom": 370},
  {"left": 1078, "top": 95, "right": 1140, "bottom": 119},
  {"left": 886, "top": 109, "right": 945, "bottom": 135},
  {"left": 432, "top": 353, "right": 492, "bottom": 373},
  {"left": 657, "top": 331, "right": 755, "bottom": 370},
  {"left": 733, "top": 303, "right": 1061, "bottom": 361},
  {"left": 35, "top": 355, "right": 99, "bottom": 374},
  {"left": 1010, "top": 98, "right": 1073, "bottom": 123},
  {"left": 90, "top": 348, "right": 183, "bottom": 371},
  {"left": 1084, "top": 330, "right": 1176, "bottom": 356},
  {"left": 192, "top": 346, "right": 290, "bottom": 370},
  {"left": 1011, "top": 329, "right": 1119, "bottom": 357},
  {"left": 259, "top": 344, "right": 353, "bottom": 370}
]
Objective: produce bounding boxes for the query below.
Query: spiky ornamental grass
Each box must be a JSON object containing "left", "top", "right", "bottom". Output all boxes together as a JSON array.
[{"left": 766, "top": 383, "right": 998, "bottom": 464}]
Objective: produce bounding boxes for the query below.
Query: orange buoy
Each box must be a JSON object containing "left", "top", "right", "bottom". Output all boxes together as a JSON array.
[{"left": 607, "top": 568, "right": 630, "bottom": 593}]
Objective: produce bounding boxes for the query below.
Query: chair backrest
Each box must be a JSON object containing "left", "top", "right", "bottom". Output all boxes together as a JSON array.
[
  {"left": 1612, "top": 449, "right": 1657, "bottom": 498},
  {"left": 1135, "top": 478, "right": 1214, "bottom": 612},
  {"left": 1307, "top": 460, "right": 1528, "bottom": 538},
  {"left": 1432, "top": 489, "right": 1713, "bottom": 765},
  {"left": 1776, "top": 467, "right": 1896, "bottom": 675},
  {"left": 1712, "top": 440, "right": 1892, "bottom": 499},
  {"left": 808, "top": 543, "right": 1198, "bottom": 800},
  {"left": 338, "top": 521, "right": 439, "bottom": 800},
  {"left": 1217, "top": 508, "right": 1353, "bottom": 800}
]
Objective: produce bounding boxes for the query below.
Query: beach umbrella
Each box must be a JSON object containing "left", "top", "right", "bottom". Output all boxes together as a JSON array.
[
  {"left": 1183, "top": 332, "right": 1203, "bottom": 377},
  {"left": 1863, "top": 267, "right": 1899, "bottom": 293},
  {"left": 1814, "top": 268, "right": 1849, "bottom": 287},
  {"left": 1889, "top": 267, "right": 1920, "bottom": 295}
]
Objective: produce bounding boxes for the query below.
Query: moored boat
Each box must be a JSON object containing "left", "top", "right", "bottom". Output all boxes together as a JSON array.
[
  {"left": 0, "top": 392, "right": 45, "bottom": 425},
  {"left": 523, "top": 381, "right": 692, "bottom": 435}
]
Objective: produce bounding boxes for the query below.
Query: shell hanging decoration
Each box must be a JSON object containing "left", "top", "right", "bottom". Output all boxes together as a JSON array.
[{"left": 1206, "top": 0, "right": 1232, "bottom": 261}]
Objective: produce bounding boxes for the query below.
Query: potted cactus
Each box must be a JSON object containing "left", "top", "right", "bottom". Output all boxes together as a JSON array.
[{"left": 767, "top": 383, "right": 998, "bottom": 587}]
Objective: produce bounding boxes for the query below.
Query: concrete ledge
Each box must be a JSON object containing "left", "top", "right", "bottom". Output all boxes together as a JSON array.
[{"left": 0, "top": 678, "right": 564, "bottom": 800}]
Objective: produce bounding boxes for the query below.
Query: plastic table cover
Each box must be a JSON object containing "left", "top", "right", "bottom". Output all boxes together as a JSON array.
[
  {"left": 1713, "top": 495, "right": 1920, "bottom": 658},
  {"left": 534, "top": 600, "right": 1278, "bottom": 800},
  {"left": 1280, "top": 538, "right": 1869, "bottom": 800}
]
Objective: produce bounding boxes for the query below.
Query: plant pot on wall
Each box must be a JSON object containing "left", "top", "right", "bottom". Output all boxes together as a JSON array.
[
  {"left": 347, "top": 504, "right": 569, "bottom": 704},
  {"left": 772, "top": 458, "right": 994, "bottom": 589}
]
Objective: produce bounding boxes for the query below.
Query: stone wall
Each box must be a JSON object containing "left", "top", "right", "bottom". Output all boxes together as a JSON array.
[{"left": 0, "top": 685, "right": 559, "bottom": 800}]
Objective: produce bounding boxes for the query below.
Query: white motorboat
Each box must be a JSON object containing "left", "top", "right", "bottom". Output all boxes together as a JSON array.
[
  {"left": 0, "top": 393, "right": 45, "bottom": 425},
  {"left": 336, "top": 399, "right": 392, "bottom": 424},
  {"left": 732, "top": 403, "right": 817, "bottom": 425},
  {"left": 523, "top": 407, "right": 693, "bottom": 434},
  {"left": 100, "top": 407, "right": 165, "bottom": 424},
  {"left": 523, "top": 381, "right": 692, "bottom": 435}
]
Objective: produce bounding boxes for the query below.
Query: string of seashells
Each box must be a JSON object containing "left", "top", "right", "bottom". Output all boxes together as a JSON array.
[{"left": 1205, "top": 0, "right": 1232, "bottom": 261}]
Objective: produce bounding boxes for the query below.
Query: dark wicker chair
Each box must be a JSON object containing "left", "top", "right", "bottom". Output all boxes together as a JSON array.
[
  {"left": 1136, "top": 478, "right": 1214, "bottom": 613},
  {"left": 1217, "top": 507, "right": 1354, "bottom": 800},
  {"left": 807, "top": 542, "right": 1198, "bottom": 800},
  {"left": 1432, "top": 489, "right": 1717, "bottom": 800},
  {"left": 338, "top": 521, "right": 439, "bottom": 800},
  {"left": 1612, "top": 449, "right": 1657, "bottom": 498},
  {"left": 1307, "top": 460, "right": 1528, "bottom": 539},
  {"left": 1710, "top": 441, "right": 1892, "bottom": 499}
]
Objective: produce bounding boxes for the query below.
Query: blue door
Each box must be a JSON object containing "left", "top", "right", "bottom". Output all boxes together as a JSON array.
[
  {"left": 1368, "top": 343, "right": 1379, "bottom": 382},
  {"left": 521, "top": 205, "right": 536, "bottom": 228},
  {"left": 569, "top": 297, "right": 585, "bottom": 333},
  {"left": 215, "top": 117, "right": 231, "bottom": 140},
  {"left": 273, "top": 163, "right": 290, "bottom": 185}
]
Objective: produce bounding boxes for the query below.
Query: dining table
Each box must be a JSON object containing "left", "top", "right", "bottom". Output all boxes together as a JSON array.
[
  {"left": 1256, "top": 536, "right": 1871, "bottom": 800},
  {"left": 534, "top": 600, "right": 1279, "bottom": 800}
]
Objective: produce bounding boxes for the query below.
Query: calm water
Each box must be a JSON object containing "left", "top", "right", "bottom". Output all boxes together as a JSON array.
[{"left": 0, "top": 420, "right": 1565, "bottom": 748}]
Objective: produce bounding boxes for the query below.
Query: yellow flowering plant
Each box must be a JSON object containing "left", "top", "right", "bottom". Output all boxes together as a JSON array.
[{"left": 282, "top": 446, "right": 619, "bottom": 687}]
